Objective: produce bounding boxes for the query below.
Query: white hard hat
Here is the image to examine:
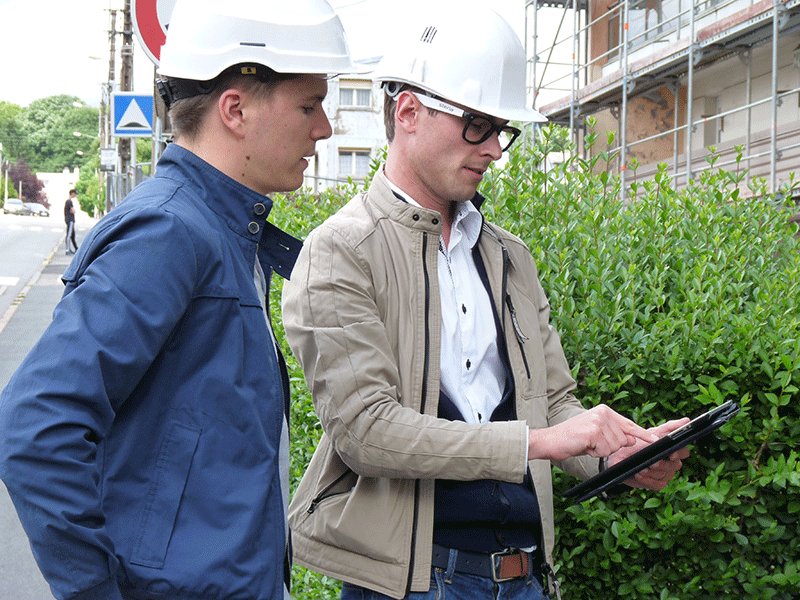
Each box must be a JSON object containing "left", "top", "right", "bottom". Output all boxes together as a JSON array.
[
  {"left": 373, "top": 4, "right": 547, "bottom": 123},
  {"left": 158, "top": 0, "right": 358, "bottom": 80}
]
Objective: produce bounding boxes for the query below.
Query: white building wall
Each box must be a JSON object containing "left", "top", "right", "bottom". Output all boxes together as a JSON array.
[{"left": 303, "top": 64, "right": 388, "bottom": 193}]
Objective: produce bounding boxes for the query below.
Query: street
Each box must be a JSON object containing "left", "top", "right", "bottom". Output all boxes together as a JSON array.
[
  {"left": 0, "top": 211, "right": 95, "bottom": 600},
  {"left": 0, "top": 213, "right": 65, "bottom": 319}
]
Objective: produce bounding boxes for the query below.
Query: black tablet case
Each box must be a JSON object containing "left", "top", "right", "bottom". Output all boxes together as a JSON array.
[{"left": 563, "top": 401, "right": 740, "bottom": 504}]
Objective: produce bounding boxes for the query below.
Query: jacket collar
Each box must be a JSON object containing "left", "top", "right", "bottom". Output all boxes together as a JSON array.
[
  {"left": 367, "top": 166, "right": 518, "bottom": 277},
  {"left": 156, "top": 143, "right": 302, "bottom": 279},
  {"left": 157, "top": 144, "right": 273, "bottom": 236},
  {"left": 368, "top": 167, "right": 487, "bottom": 233}
]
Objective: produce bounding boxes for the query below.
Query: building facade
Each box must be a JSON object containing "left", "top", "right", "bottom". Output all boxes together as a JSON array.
[
  {"left": 530, "top": 0, "right": 800, "bottom": 196},
  {"left": 304, "top": 62, "right": 388, "bottom": 193}
]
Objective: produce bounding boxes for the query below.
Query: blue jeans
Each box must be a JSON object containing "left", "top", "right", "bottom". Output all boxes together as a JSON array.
[{"left": 340, "top": 566, "right": 549, "bottom": 600}]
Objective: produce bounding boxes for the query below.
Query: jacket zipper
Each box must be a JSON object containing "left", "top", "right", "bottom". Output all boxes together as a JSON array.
[
  {"left": 500, "top": 244, "right": 531, "bottom": 379},
  {"left": 307, "top": 468, "right": 353, "bottom": 514},
  {"left": 405, "top": 231, "right": 432, "bottom": 595},
  {"left": 500, "top": 237, "right": 557, "bottom": 597},
  {"left": 420, "top": 232, "right": 431, "bottom": 415}
]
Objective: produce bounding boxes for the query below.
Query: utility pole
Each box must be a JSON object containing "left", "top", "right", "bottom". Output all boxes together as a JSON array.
[
  {"left": 1, "top": 142, "right": 7, "bottom": 204},
  {"left": 102, "top": 9, "right": 117, "bottom": 214},
  {"left": 119, "top": 0, "right": 134, "bottom": 194}
]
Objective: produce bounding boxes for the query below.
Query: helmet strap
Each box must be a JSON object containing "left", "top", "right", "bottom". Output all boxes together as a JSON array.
[
  {"left": 157, "top": 78, "right": 217, "bottom": 110},
  {"left": 157, "top": 64, "right": 282, "bottom": 110}
]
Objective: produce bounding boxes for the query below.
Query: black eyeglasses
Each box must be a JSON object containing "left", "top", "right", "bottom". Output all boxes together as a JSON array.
[{"left": 410, "top": 92, "right": 521, "bottom": 152}]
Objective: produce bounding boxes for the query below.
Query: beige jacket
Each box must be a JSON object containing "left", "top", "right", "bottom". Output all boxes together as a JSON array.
[{"left": 283, "top": 169, "right": 598, "bottom": 599}]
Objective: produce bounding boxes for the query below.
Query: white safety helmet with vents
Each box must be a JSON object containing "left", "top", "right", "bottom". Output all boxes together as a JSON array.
[
  {"left": 158, "top": 0, "right": 357, "bottom": 81},
  {"left": 373, "top": 5, "right": 547, "bottom": 123}
]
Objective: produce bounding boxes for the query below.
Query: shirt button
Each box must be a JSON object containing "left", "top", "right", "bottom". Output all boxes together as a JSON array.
[
  {"left": 466, "top": 359, "right": 471, "bottom": 369},
  {"left": 412, "top": 214, "right": 420, "bottom": 221},
  {"left": 254, "top": 203, "right": 267, "bottom": 216},
  {"left": 462, "top": 304, "right": 467, "bottom": 314},
  {"left": 248, "top": 222, "right": 260, "bottom": 235}
]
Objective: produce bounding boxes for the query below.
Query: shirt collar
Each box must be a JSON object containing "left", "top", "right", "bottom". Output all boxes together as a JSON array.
[{"left": 386, "top": 180, "right": 483, "bottom": 249}]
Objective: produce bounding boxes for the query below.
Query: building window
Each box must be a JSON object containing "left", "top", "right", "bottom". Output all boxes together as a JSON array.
[
  {"left": 339, "top": 150, "right": 371, "bottom": 179},
  {"left": 339, "top": 80, "right": 372, "bottom": 108},
  {"left": 608, "top": 0, "right": 682, "bottom": 58}
]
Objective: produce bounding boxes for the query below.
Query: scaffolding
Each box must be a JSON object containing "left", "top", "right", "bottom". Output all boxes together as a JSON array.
[{"left": 528, "top": 0, "right": 800, "bottom": 197}]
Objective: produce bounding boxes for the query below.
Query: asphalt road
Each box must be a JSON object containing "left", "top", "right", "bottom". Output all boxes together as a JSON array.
[{"left": 0, "top": 212, "right": 95, "bottom": 600}]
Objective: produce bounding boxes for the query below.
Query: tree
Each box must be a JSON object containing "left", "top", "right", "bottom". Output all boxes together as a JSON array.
[
  {"left": 74, "top": 153, "right": 105, "bottom": 217},
  {"left": 136, "top": 138, "right": 153, "bottom": 176},
  {"left": 0, "top": 101, "right": 25, "bottom": 160},
  {"left": 8, "top": 158, "right": 46, "bottom": 204},
  {"left": 20, "top": 95, "right": 99, "bottom": 172}
]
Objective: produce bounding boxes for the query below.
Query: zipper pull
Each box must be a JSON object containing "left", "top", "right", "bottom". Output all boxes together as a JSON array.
[
  {"left": 542, "top": 562, "right": 563, "bottom": 600},
  {"left": 505, "top": 294, "right": 529, "bottom": 344}
]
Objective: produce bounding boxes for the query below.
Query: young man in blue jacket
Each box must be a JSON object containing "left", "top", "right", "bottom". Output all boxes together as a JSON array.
[{"left": 0, "top": 1, "right": 356, "bottom": 598}]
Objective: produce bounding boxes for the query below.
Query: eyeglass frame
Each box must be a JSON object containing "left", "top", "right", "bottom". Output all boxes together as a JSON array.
[{"left": 408, "top": 91, "right": 521, "bottom": 152}]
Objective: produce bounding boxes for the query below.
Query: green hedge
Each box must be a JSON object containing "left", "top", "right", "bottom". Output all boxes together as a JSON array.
[{"left": 270, "top": 131, "right": 800, "bottom": 599}]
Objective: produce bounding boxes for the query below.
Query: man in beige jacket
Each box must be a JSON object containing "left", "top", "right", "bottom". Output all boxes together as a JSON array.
[{"left": 282, "top": 5, "right": 689, "bottom": 600}]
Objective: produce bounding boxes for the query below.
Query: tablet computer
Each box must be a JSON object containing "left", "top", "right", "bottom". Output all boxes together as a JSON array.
[{"left": 562, "top": 400, "right": 740, "bottom": 504}]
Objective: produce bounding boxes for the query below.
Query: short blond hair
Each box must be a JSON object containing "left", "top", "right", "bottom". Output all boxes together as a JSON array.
[{"left": 167, "top": 69, "right": 297, "bottom": 141}]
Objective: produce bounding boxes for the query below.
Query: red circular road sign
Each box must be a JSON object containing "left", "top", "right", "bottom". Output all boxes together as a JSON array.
[{"left": 131, "top": 0, "right": 177, "bottom": 66}]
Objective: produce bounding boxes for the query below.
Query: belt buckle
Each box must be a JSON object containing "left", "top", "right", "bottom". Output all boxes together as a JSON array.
[{"left": 490, "top": 548, "right": 518, "bottom": 583}]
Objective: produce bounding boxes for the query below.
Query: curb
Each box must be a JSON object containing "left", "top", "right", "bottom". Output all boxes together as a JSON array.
[{"left": 0, "top": 238, "right": 62, "bottom": 337}]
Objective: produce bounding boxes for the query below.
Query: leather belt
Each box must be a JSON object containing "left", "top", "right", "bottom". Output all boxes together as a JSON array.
[{"left": 431, "top": 543, "right": 537, "bottom": 583}]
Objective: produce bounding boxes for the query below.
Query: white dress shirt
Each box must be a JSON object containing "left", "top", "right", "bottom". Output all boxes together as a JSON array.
[{"left": 389, "top": 183, "right": 505, "bottom": 424}]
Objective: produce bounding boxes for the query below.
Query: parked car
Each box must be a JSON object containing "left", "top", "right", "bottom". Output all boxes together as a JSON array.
[
  {"left": 25, "top": 202, "right": 49, "bottom": 217},
  {"left": 2, "top": 198, "right": 31, "bottom": 215}
]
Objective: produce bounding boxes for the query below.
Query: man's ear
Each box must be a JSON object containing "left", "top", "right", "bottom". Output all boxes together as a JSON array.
[
  {"left": 218, "top": 89, "right": 246, "bottom": 138},
  {"left": 394, "top": 90, "right": 421, "bottom": 136}
]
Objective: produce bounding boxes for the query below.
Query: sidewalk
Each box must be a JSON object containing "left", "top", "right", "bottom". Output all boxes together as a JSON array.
[
  {"left": 0, "top": 222, "right": 93, "bottom": 387},
  {"left": 0, "top": 223, "right": 94, "bottom": 600}
]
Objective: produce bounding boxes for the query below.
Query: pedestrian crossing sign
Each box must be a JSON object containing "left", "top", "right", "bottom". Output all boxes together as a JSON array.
[{"left": 112, "top": 92, "right": 154, "bottom": 138}]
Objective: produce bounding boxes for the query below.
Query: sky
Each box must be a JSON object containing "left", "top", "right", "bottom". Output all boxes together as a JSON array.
[{"left": 0, "top": 0, "right": 528, "bottom": 109}]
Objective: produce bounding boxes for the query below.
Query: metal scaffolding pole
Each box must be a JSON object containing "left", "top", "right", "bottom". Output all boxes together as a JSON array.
[
  {"left": 529, "top": 0, "right": 537, "bottom": 111},
  {"left": 570, "top": 0, "right": 577, "bottom": 147},
  {"left": 527, "top": 0, "right": 537, "bottom": 169},
  {"left": 685, "top": 0, "right": 696, "bottom": 185},
  {"left": 673, "top": 81, "right": 680, "bottom": 178},
  {"left": 770, "top": 1, "right": 779, "bottom": 193},
  {"left": 620, "top": 0, "right": 630, "bottom": 197},
  {"left": 744, "top": 50, "right": 752, "bottom": 187}
]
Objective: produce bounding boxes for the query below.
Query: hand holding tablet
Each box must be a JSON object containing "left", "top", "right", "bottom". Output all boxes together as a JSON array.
[{"left": 563, "top": 401, "right": 740, "bottom": 504}]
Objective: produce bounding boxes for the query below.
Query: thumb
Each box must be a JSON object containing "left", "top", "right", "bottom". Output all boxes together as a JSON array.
[{"left": 648, "top": 418, "right": 691, "bottom": 439}]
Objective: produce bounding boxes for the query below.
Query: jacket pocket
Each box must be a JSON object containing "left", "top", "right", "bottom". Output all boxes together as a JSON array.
[
  {"left": 130, "top": 421, "right": 201, "bottom": 569},
  {"left": 306, "top": 467, "right": 356, "bottom": 515}
]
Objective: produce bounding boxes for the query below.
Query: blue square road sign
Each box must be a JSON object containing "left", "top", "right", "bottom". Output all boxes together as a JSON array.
[{"left": 112, "top": 92, "right": 154, "bottom": 138}]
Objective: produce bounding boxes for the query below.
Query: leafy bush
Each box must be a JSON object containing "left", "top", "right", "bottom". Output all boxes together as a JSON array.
[
  {"left": 270, "top": 176, "right": 372, "bottom": 599},
  {"left": 270, "top": 129, "right": 800, "bottom": 599}
]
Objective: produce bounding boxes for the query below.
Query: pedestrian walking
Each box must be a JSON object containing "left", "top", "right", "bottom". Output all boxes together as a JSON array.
[{"left": 64, "top": 189, "right": 78, "bottom": 255}]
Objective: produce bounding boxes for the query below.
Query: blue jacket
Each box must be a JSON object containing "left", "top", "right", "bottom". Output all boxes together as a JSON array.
[{"left": 0, "top": 144, "right": 301, "bottom": 600}]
